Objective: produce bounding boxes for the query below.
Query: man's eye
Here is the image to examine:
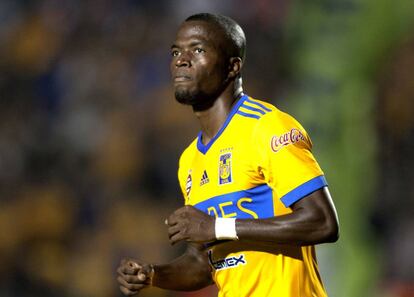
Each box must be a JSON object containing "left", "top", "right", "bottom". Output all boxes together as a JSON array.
[
  {"left": 171, "top": 50, "right": 179, "bottom": 57},
  {"left": 194, "top": 48, "right": 205, "bottom": 54}
]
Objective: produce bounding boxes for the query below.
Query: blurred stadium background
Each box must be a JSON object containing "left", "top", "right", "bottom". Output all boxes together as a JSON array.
[{"left": 0, "top": 0, "right": 414, "bottom": 296}]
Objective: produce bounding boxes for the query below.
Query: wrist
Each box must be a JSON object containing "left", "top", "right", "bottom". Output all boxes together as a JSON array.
[
  {"left": 146, "top": 264, "right": 155, "bottom": 286},
  {"left": 215, "top": 218, "right": 238, "bottom": 240}
]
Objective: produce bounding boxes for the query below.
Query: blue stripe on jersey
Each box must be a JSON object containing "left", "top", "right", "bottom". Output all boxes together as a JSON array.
[
  {"left": 194, "top": 184, "right": 274, "bottom": 219},
  {"left": 245, "top": 98, "right": 272, "bottom": 112},
  {"left": 240, "top": 104, "right": 266, "bottom": 115},
  {"left": 196, "top": 94, "right": 248, "bottom": 154},
  {"left": 280, "top": 175, "right": 328, "bottom": 207},
  {"left": 236, "top": 110, "right": 261, "bottom": 119}
]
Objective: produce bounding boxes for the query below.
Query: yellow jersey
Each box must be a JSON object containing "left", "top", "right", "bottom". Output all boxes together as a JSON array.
[{"left": 178, "top": 94, "right": 328, "bottom": 297}]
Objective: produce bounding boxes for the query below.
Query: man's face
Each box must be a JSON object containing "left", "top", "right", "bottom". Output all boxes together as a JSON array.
[{"left": 170, "top": 21, "right": 229, "bottom": 110}]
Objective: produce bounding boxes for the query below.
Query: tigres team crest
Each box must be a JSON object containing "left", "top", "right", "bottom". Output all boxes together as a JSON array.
[{"left": 219, "top": 152, "right": 232, "bottom": 185}]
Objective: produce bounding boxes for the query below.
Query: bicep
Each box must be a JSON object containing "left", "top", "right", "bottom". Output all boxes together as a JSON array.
[
  {"left": 290, "top": 187, "right": 339, "bottom": 241},
  {"left": 291, "top": 187, "right": 335, "bottom": 215}
]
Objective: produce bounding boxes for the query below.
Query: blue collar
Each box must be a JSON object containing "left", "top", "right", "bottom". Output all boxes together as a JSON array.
[{"left": 196, "top": 94, "right": 248, "bottom": 154}]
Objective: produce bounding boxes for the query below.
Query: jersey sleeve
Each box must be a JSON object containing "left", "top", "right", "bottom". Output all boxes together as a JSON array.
[{"left": 252, "top": 111, "right": 327, "bottom": 207}]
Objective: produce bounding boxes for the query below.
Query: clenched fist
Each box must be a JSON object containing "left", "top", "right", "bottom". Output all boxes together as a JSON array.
[
  {"left": 166, "top": 205, "right": 216, "bottom": 245},
  {"left": 117, "top": 259, "right": 154, "bottom": 296}
]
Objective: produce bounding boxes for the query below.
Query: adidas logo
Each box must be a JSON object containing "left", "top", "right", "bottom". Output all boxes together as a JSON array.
[{"left": 200, "top": 170, "right": 210, "bottom": 186}]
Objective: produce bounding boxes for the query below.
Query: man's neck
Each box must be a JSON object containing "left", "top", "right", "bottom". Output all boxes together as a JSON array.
[{"left": 195, "top": 87, "right": 243, "bottom": 145}]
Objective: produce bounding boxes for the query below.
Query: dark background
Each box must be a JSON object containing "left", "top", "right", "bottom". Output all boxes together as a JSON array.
[{"left": 1, "top": 0, "right": 414, "bottom": 296}]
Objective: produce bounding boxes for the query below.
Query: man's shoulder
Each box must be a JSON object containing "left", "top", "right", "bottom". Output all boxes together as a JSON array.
[
  {"left": 244, "top": 96, "right": 307, "bottom": 139},
  {"left": 244, "top": 96, "right": 277, "bottom": 112},
  {"left": 244, "top": 97, "right": 296, "bottom": 126},
  {"left": 179, "top": 137, "right": 198, "bottom": 163}
]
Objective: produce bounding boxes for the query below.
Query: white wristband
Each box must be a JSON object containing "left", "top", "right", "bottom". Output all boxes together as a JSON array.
[{"left": 215, "top": 218, "right": 238, "bottom": 240}]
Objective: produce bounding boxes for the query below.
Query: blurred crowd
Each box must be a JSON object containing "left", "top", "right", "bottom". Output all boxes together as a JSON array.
[
  {"left": 372, "top": 37, "right": 414, "bottom": 297},
  {"left": 0, "top": 1, "right": 289, "bottom": 296}
]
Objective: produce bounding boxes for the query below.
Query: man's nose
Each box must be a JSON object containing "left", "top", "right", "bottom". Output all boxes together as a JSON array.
[{"left": 176, "top": 51, "right": 191, "bottom": 67}]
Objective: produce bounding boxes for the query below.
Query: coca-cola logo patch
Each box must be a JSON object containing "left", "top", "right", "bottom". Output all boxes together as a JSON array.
[{"left": 270, "top": 128, "right": 306, "bottom": 153}]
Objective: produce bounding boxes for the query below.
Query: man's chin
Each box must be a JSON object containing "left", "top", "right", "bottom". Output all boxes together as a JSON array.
[
  {"left": 174, "top": 89, "right": 217, "bottom": 111},
  {"left": 174, "top": 89, "right": 197, "bottom": 105}
]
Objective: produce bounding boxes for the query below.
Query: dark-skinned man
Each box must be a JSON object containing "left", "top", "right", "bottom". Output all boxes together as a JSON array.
[{"left": 117, "top": 13, "right": 339, "bottom": 297}]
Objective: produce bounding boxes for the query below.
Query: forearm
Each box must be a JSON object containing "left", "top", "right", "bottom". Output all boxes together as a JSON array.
[
  {"left": 152, "top": 245, "right": 213, "bottom": 291},
  {"left": 236, "top": 212, "right": 333, "bottom": 245},
  {"left": 236, "top": 188, "right": 339, "bottom": 246}
]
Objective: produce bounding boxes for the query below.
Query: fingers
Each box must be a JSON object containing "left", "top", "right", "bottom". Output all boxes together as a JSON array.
[
  {"left": 117, "top": 259, "right": 151, "bottom": 296},
  {"left": 117, "top": 275, "right": 146, "bottom": 291},
  {"left": 118, "top": 259, "right": 141, "bottom": 275},
  {"left": 167, "top": 217, "right": 189, "bottom": 245},
  {"left": 167, "top": 224, "right": 191, "bottom": 245},
  {"left": 117, "top": 270, "right": 143, "bottom": 283},
  {"left": 166, "top": 213, "right": 178, "bottom": 226},
  {"left": 167, "top": 224, "right": 181, "bottom": 238},
  {"left": 169, "top": 230, "right": 188, "bottom": 245},
  {"left": 119, "top": 285, "right": 141, "bottom": 296},
  {"left": 166, "top": 205, "right": 194, "bottom": 226},
  {"left": 166, "top": 206, "right": 208, "bottom": 245}
]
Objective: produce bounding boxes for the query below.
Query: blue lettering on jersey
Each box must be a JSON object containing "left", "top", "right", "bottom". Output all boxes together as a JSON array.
[
  {"left": 194, "top": 184, "right": 274, "bottom": 219},
  {"left": 208, "top": 251, "right": 246, "bottom": 270}
]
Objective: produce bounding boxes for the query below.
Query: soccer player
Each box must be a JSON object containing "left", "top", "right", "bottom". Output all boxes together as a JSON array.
[{"left": 117, "top": 13, "right": 339, "bottom": 297}]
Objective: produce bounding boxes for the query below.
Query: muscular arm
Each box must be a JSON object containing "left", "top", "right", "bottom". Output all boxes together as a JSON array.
[
  {"left": 152, "top": 243, "right": 213, "bottom": 291},
  {"left": 236, "top": 187, "right": 339, "bottom": 245},
  {"left": 118, "top": 188, "right": 337, "bottom": 296},
  {"left": 117, "top": 243, "right": 213, "bottom": 295},
  {"left": 168, "top": 187, "right": 339, "bottom": 246}
]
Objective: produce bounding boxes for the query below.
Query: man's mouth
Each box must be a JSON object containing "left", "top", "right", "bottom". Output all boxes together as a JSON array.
[{"left": 174, "top": 75, "right": 192, "bottom": 82}]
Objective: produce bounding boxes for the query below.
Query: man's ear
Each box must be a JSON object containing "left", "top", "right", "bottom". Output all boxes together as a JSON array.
[{"left": 228, "top": 57, "right": 243, "bottom": 79}]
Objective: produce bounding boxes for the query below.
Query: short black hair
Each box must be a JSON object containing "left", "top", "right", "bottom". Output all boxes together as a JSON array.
[{"left": 185, "top": 13, "right": 246, "bottom": 62}]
